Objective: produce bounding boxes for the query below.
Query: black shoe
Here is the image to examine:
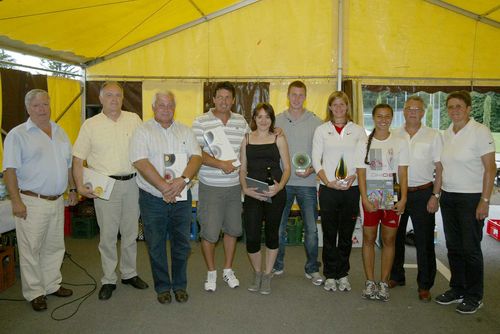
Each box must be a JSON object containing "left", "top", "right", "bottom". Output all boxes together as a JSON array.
[
  {"left": 121, "top": 276, "right": 149, "bottom": 289},
  {"left": 456, "top": 299, "right": 483, "bottom": 314},
  {"left": 98, "top": 284, "right": 116, "bottom": 300},
  {"left": 174, "top": 289, "right": 189, "bottom": 303},
  {"left": 435, "top": 289, "right": 464, "bottom": 305},
  {"left": 157, "top": 291, "right": 172, "bottom": 304}
]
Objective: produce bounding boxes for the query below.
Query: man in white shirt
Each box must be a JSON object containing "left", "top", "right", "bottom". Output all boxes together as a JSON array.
[
  {"left": 130, "top": 91, "right": 201, "bottom": 304},
  {"left": 3, "top": 89, "right": 78, "bottom": 311},
  {"left": 389, "top": 96, "right": 443, "bottom": 302},
  {"left": 73, "top": 82, "right": 148, "bottom": 300}
]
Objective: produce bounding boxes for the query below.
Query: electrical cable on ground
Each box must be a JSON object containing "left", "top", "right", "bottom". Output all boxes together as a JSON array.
[{"left": 0, "top": 251, "right": 97, "bottom": 321}]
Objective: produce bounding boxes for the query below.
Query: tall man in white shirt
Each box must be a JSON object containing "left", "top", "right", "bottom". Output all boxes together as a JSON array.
[
  {"left": 389, "top": 95, "right": 443, "bottom": 302},
  {"left": 3, "top": 89, "right": 78, "bottom": 311},
  {"left": 192, "top": 82, "right": 249, "bottom": 291},
  {"left": 73, "top": 82, "right": 148, "bottom": 300},
  {"left": 130, "top": 91, "right": 201, "bottom": 304},
  {"left": 273, "top": 81, "right": 323, "bottom": 285}
]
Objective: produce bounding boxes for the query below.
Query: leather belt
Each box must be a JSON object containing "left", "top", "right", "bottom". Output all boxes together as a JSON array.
[
  {"left": 20, "top": 190, "right": 62, "bottom": 201},
  {"left": 408, "top": 182, "right": 433, "bottom": 193},
  {"left": 109, "top": 173, "right": 136, "bottom": 181}
]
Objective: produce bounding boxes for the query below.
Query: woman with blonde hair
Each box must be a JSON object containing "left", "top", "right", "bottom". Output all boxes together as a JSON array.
[{"left": 312, "top": 91, "right": 366, "bottom": 293}]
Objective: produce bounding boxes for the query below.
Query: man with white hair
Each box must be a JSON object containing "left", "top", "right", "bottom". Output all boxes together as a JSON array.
[
  {"left": 3, "top": 89, "right": 78, "bottom": 311},
  {"left": 73, "top": 81, "right": 148, "bottom": 301},
  {"left": 130, "top": 91, "right": 201, "bottom": 304}
]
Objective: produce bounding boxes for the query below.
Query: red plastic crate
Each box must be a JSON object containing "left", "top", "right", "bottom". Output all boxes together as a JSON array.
[
  {"left": 486, "top": 219, "right": 500, "bottom": 241},
  {"left": 64, "top": 206, "right": 72, "bottom": 236}
]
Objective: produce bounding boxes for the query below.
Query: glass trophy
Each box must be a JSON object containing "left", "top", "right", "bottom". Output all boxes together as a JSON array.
[
  {"left": 292, "top": 152, "right": 311, "bottom": 173},
  {"left": 335, "top": 155, "right": 348, "bottom": 186}
]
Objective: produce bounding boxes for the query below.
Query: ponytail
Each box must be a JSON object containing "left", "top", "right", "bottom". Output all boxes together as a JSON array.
[{"left": 364, "top": 129, "right": 375, "bottom": 165}]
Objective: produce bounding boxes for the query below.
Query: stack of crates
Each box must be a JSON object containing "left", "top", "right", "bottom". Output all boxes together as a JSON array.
[
  {"left": 71, "top": 199, "right": 99, "bottom": 239},
  {"left": 72, "top": 215, "right": 99, "bottom": 239},
  {"left": 286, "top": 216, "right": 304, "bottom": 246},
  {"left": 0, "top": 246, "right": 15, "bottom": 292}
]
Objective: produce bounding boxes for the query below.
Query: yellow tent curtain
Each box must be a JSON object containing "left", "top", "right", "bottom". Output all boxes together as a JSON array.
[{"left": 47, "top": 76, "right": 82, "bottom": 144}]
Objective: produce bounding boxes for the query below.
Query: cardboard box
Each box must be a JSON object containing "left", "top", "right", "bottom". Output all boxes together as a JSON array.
[
  {"left": 0, "top": 246, "right": 15, "bottom": 292},
  {"left": 486, "top": 219, "right": 500, "bottom": 241}
]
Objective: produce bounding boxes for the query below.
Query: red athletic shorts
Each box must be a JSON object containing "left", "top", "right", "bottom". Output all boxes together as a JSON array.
[{"left": 362, "top": 209, "right": 400, "bottom": 228}]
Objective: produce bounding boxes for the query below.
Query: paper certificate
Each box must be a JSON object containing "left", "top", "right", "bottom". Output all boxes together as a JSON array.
[
  {"left": 163, "top": 153, "right": 188, "bottom": 201},
  {"left": 203, "top": 127, "right": 241, "bottom": 167},
  {"left": 83, "top": 168, "right": 116, "bottom": 200}
]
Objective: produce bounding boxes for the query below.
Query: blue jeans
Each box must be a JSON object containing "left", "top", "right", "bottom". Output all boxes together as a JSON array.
[
  {"left": 139, "top": 189, "right": 192, "bottom": 293},
  {"left": 274, "top": 186, "right": 320, "bottom": 274}
]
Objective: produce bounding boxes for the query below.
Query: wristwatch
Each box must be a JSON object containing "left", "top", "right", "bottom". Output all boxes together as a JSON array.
[
  {"left": 481, "top": 197, "right": 489, "bottom": 203},
  {"left": 432, "top": 192, "right": 440, "bottom": 199},
  {"left": 181, "top": 175, "right": 191, "bottom": 185}
]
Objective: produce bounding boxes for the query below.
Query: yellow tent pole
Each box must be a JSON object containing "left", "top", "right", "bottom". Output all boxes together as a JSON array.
[{"left": 55, "top": 87, "right": 83, "bottom": 123}]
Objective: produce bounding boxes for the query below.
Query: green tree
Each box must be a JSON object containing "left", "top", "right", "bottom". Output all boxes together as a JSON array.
[
  {"left": 425, "top": 103, "right": 433, "bottom": 127},
  {"left": 40, "top": 59, "right": 80, "bottom": 78},
  {"left": 0, "top": 49, "right": 16, "bottom": 69}
]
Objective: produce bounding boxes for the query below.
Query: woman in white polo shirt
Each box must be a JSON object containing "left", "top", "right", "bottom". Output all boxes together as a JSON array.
[
  {"left": 356, "top": 103, "right": 409, "bottom": 302},
  {"left": 312, "top": 91, "right": 366, "bottom": 293},
  {"left": 435, "top": 91, "right": 496, "bottom": 315}
]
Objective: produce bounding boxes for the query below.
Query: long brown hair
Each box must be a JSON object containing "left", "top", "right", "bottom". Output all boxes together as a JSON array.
[
  {"left": 364, "top": 103, "right": 394, "bottom": 165},
  {"left": 250, "top": 102, "right": 276, "bottom": 133}
]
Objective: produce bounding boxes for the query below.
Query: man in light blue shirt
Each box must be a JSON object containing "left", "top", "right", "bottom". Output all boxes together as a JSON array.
[{"left": 3, "top": 89, "right": 78, "bottom": 311}]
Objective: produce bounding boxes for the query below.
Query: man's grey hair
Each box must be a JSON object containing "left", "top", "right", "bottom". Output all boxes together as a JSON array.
[
  {"left": 99, "top": 81, "right": 123, "bottom": 97},
  {"left": 405, "top": 95, "right": 426, "bottom": 108},
  {"left": 152, "top": 90, "right": 176, "bottom": 108},
  {"left": 25, "top": 89, "right": 49, "bottom": 109}
]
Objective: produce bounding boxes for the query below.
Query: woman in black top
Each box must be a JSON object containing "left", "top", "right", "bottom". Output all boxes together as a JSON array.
[{"left": 240, "top": 102, "right": 290, "bottom": 295}]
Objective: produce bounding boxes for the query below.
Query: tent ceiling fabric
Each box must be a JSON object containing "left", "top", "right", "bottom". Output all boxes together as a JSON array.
[
  {"left": 0, "top": 0, "right": 245, "bottom": 65},
  {"left": 0, "top": 0, "right": 498, "bottom": 67}
]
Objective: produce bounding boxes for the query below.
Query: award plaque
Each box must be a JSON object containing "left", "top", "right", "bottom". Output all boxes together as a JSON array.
[
  {"left": 163, "top": 153, "right": 188, "bottom": 201},
  {"left": 335, "top": 155, "right": 348, "bottom": 186},
  {"left": 292, "top": 152, "right": 311, "bottom": 173}
]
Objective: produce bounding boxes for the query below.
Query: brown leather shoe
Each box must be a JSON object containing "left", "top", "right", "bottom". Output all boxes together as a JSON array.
[
  {"left": 418, "top": 289, "right": 431, "bottom": 302},
  {"left": 51, "top": 286, "right": 73, "bottom": 297},
  {"left": 174, "top": 289, "right": 189, "bottom": 303},
  {"left": 388, "top": 280, "right": 405, "bottom": 289},
  {"left": 31, "top": 295, "right": 47, "bottom": 311},
  {"left": 157, "top": 291, "right": 172, "bottom": 304}
]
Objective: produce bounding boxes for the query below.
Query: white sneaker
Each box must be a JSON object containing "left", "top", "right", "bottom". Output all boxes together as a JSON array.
[
  {"left": 271, "top": 268, "right": 284, "bottom": 277},
  {"left": 362, "top": 280, "right": 377, "bottom": 300},
  {"left": 324, "top": 279, "right": 337, "bottom": 291},
  {"left": 337, "top": 276, "right": 351, "bottom": 292},
  {"left": 305, "top": 272, "right": 324, "bottom": 286},
  {"left": 223, "top": 269, "right": 240, "bottom": 288},
  {"left": 377, "top": 282, "right": 390, "bottom": 302},
  {"left": 204, "top": 270, "right": 217, "bottom": 292}
]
